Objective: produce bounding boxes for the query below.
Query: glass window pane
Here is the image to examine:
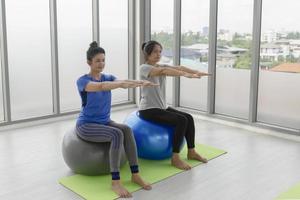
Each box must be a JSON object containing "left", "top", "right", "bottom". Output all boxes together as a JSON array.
[
  {"left": 151, "top": 0, "right": 174, "bottom": 105},
  {"left": 258, "top": 0, "right": 300, "bottom": 129},
  {"left": 6, "top": 0, "right": 53, "bottom": 120},
  {"left": 215, "top": 0, "right": 253, "bottom": 119},
  {"left": 99, "top": 0, "right": 129, "bottom": 104},
  {"left": 0, "top": 44, "right": 4, "bottom": 122},
  {"left": 180, "top": 0, "right": 209, "bottom": 111},
  {"left": 57, "top": 0, "right": 92, "bottom": 112}
]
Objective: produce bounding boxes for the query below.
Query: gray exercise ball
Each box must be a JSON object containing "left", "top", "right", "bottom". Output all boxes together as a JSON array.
[{"left": 62, "top": 128, "right": 127, "bottom": 176}]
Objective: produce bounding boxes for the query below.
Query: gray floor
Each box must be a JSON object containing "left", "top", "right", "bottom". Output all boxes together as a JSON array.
[{"left": 0, "top": 108, "right": 300, "bottom": 200}]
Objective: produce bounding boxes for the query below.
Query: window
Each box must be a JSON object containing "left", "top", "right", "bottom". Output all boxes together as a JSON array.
[
  {"left": 215, "top": 0, "right": 253, "bottom": 119},
  {"left": 57, "top": 0, "right": 93, "bottom": 112},
  {"left": 258, "top": 0, "right": 300, "bottom": 129},
  {"left": 0, "top": 43, "right": 4, "bottom": 122},
  {"left": 151, "top": 0, "right": 174, "bottom": 105},
  {"left": 180, "top": 0, "right": 210, "bottom": 111},
  {"left": 99, "top": 0, "right": 129, "bottom": 103},
  {"left": 6, "top": 0, "right": 53, "bottom": 120}
]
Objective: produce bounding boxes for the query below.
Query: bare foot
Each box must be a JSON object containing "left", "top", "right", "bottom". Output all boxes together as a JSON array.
[
  {"left": 171, "top": 154, "right": 191, "bottom": 170},
  {"left": 187, "top": 149, "right": 208, "bottom": 163},
  {"left": 111, "top": 180, "right": 132, "bottom": 198},
  {"left": 131, "top": 173, "right": 152, "bottom": 190}
]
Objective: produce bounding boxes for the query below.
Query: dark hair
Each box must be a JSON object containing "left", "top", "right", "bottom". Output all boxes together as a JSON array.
[
  {"left": 142, "top": 40, "right": 162, "bottom": 59},
  {"left": 87, "top": 41, "right": 105, "bottom": 61}
]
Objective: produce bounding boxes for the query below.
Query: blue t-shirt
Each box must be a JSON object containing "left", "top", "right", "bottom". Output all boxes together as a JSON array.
[{"left": 76, "top": 73, "right": 117, "bottom": 126}]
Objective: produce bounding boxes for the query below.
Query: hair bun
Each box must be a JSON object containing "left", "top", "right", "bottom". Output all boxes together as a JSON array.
[
  {"left": 90, "top": 41, "right": 98, "bottom": 48},
  {"left": 142, "top": 42, "right": 147, "bottom": 50}
]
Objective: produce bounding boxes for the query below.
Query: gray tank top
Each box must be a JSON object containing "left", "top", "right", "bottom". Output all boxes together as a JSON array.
[{"left": 139, "top": 63, "right": 167, "bottom": 110}]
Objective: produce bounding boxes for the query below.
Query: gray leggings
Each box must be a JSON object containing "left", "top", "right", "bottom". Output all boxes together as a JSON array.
[{"left": 76, "top": 121, "right": 138, "bottom": 172}]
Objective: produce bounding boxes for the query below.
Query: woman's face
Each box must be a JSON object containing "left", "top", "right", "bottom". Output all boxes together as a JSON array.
[
  {"left": 147, "top": 44, "right": 162, "bottom": 63},
  {"left": 88, "top": 53, "right": 105, "bottom": 73}
]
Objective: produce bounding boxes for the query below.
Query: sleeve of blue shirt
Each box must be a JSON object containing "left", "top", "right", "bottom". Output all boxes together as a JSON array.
[
  {"left": 77, "top": 76, "right": 90, "bottom": 92},
  {"left": 77, "top": 74, "right": 117, "bottom": 92},
  {"left": 109, "top": 74, "right": 117, "bottom": 81}
]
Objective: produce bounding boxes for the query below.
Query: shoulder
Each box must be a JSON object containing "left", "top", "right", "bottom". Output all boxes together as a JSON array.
[
  {"left": 102, "top": 73, "right": 117, "bottom": 81},
  {"left": 140, "top": 63, "right": 153, "bottom": 67},
  {"left": 76, "top": 74, "right": 91, "bottom": 91},
  {"left": 140, "top": 63, "right": 154, "bottom": 70},
  {"left": 77, "top": 74, "right": 90, "bottom": 82},
  {"left": 158, "top": 63, "right": 171, "bottom": 68}
]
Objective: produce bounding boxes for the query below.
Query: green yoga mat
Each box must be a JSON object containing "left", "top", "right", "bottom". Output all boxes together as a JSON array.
[
  {"left": 59, "top": 144, "right": 226, "bottom": 200},
  {"left": 276, "top": 182, "right": 300, "bottom": 200}
]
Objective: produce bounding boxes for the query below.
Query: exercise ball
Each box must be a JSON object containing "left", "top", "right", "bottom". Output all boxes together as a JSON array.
[
  {"left": 62, "top": 128, "right": 127, "bottom": 176},
  {"left": 124, "top": 111, "right": 185, "bottom": 160}
]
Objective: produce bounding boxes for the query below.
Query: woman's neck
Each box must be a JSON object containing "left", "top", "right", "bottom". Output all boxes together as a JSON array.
[
  {"left": 88, "top": 71, "right": 101, "bottom": 80},
  {"left": 146, "top": 61, "right": 158, "bottom": 66}
]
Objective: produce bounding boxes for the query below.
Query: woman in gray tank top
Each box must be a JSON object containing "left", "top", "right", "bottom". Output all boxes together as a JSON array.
[{"left": 139, "top": 40, "right": 211, "bottom": 170}]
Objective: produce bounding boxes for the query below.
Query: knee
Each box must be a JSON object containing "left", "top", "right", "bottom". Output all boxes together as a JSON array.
[
  {"left": 123, "top": 126, "right": 134, "bottom": 140},
  {"left": 112, "top": 129, "right": 124, "bottom": 146},
  {"left": 118, "top": 124, "right": 134, "bottom": 138},
  {"left": 177, "top": 115, "right": 188, "bottom": 128},
  {"left": 122, "top": 124, "right": 133, "bottom": 134},
  {"left": 185, "top": 113, "right": 194, "bottom": 124}
]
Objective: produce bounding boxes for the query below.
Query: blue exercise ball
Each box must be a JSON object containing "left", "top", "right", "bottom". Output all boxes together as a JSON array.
[{"left": 124, "top": 111, "right": 185, "bottom": 160}]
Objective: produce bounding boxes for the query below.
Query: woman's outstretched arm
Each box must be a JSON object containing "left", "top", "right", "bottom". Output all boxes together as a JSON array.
[
  {"left": 168, "top": 65, "right": 211, "bottom": 77},
  {"left": 85, "top": 80, "right": 158, "bottom": 92},
  {"left": 148, "top": 66, "right": 201, "bottom": 78}
]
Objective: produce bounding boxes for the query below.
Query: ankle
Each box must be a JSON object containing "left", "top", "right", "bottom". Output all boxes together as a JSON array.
[
  {"left": 112, "top": 180, "right": 121, "bottom": 186},
  {"left": 131, "top": 173, "right": 140, "bottom": 178},
  {"left": 172, "top": 153, "right": 180, "bottom": 159},
  {"left": 187, "top": 148, "right": 195, "bottom": 154}
]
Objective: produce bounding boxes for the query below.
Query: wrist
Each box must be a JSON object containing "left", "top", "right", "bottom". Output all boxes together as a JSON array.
[
  {"left": 181, "top": 71, "right": 187, "bottom": 76},
  {"left": 118, "top": 81, "right": 124, "bottom": 88}
]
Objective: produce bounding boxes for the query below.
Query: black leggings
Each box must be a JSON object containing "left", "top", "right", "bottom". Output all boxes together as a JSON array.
[{"left": 139, "top": 107, "right": 195, "bottom": 153}]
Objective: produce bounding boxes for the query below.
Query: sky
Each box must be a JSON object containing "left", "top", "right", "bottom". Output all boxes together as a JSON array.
[
  {"left": 3, "top": 0, "right": 300, "bottom": 35},
  {"left": 151, "top": 0, "right": 300, "bottom": 34}
]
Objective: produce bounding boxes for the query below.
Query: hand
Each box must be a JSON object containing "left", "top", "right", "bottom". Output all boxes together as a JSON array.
[
  {"left": 141, "top": 80, "right": 159, "bottom": 87},
  {"left": 120, "top": 81, "right": 143, "bottom": 89},
  {"left": 196, "top": 71, "right": 212, "bottom": 77},
  {"left": 183, "top": 72, "right": 201, "bottom": 79}
]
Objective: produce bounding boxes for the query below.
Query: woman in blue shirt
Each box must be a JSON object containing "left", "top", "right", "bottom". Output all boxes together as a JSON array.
[{"left": 76, "top": 41, "right": 156, "bottom": 198}]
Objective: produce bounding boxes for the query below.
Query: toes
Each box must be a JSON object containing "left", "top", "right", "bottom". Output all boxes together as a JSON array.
[
  {"left": 122, "top": 191, "right": 132, "bottom": 198},
  {"left": 120, "top": 192, "right": 126, "bottom": 198},
  {"left": 199, "top": 157, "right": 208, "bottom": 163},
  {"left": 188, "top": 154, "right": 208, "bottom": 163},
  {"left": 132, "top": 178, "right": 152, "bottom": 190},
  {"left": 185, "top": 165, "right": 191, "bottom": 170},
  {"left": 144, "top": 184, "right": 152, "bottom": 190}
]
